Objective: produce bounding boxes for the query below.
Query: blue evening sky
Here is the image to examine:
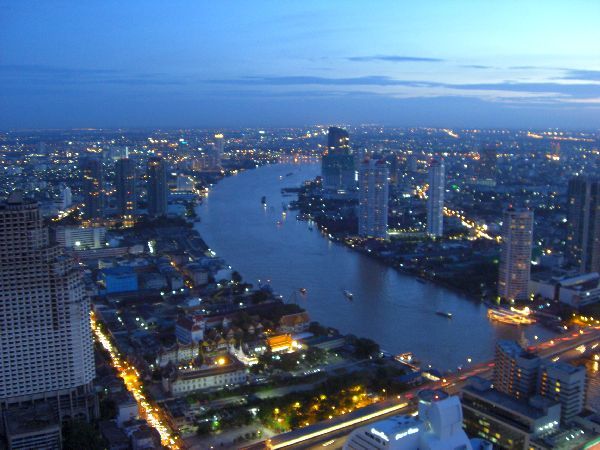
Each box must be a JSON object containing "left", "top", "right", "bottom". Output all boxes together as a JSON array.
[{"left": 1, "top": 1, "right": 599, "bottom": 129}]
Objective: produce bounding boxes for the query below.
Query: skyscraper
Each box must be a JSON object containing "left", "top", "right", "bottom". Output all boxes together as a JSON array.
[
  {"left": 358, "top": 159, "right": 389, "bottom": 239},
  {"left": 0, "top": 192, "right": 97, "bottom": 419},
  {"left": 322, "top": 127, "right": 355, "bottom": 190},
  {"left": 426, "top": 158, "right": 445, "bottom": 237},
  {"left": 477, "top": 145, "right": 497, "bottom": 185},
  {"left": 80, "top": 157, "right": 104, "bottom": 219},
  {"left": 115, "top": 157, "right": 136, "bottom": 216},
  {"left": 566, "top": 177, "right": 600, "bottom": 274},
  {"left": 539, "top": 362, "right": 586, "bottom": 422},
  {"left": 498, "top": 208, "right": 533, "bottom": 301},
  {"left": 493, "top": 340, "right": 541, "bottom": 400},
  {"left": 147, "top": 156, "right": 168, "bottom": 217}
]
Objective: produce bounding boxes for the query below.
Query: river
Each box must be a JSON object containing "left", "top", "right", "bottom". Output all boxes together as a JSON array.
[{"left": 196, "top": 162, "right": 553, "bottom": 371}]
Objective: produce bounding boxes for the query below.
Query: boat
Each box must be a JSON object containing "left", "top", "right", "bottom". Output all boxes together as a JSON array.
[
  {"left": 299, "top": 288, "right": 307, "bottom": 295},
  {"left": 261, "top": 196, "right": 267, "bottom": 205},
  {"left": 487, "top": 308, "right": 535, "bottom": 325},
  {"left": 436, "top": 311, "right": 453, "bottom": 319},
  {"left": 343, "top": 290, "right": 354, "bottom": 301}
]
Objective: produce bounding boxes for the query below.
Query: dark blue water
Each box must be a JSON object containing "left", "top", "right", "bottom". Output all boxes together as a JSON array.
[{"left": 196, "top": 163, "right": 553, "bottom": 370}]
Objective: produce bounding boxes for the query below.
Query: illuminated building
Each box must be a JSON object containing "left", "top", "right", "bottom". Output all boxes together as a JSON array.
[
  {"left": 426, "top": 157, "right": 444, "bottom": 237},
  {"left": 566, "top": 177, "right": 600, "bottom": 274},
  {"left": 115, "top": 157, "right": 136, "bottom": 216},
  {"left": 494, "top": 340, "right": 540, "bottom": 400},
  {"left": 162, "top": 358, "right": 247, "bottom": 395},
  {"left": 344, "top": 389, "right": 488, "bottom": 450},
  {"left": 147, "top": 156, "right": 168, "bottom": 217},
  {"left": 80, "top": 156, "right": 104, "bottom": 219},
  {"left": 498, "top": 208, "right": 533, "bottom": 302},
  {"left": 358, "top": 158, "right": 389, "bottom": 239},
  {"left": 0, "top": 193, "right": 97, "bottom": 425},
  {"left": 54, "top": 224, "right": 107, "bottom": 249},
  {"left": 322, "top": 127, "right": 355, "bottom": 190},
  {"left": 462, "top": 377, "right": 560, "bottom": 449},
  {"left": 267, "top": 334, "right": 295, "bottom": 353},
  {"left": 538, "top": 362, "right": 586, "bottom": 422}
]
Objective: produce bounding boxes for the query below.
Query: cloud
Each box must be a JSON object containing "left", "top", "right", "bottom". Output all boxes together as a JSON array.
[
  {"left": 460, "top": 64, "right": 493, "bottom": 69},
  {"left": 209, "top": 75, "right": 438, "bottom": 87},
  {"left": 347, "top": 55, "right": 444, "bottom": 63},
  {"left": 560, "top": 69, "right": 600, "bottom": 81}
]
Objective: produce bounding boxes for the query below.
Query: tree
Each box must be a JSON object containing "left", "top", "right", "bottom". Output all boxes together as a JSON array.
[
  {"left": 62, "top": 421, "right": 105, "bottom": 450},
  {"left": 232, "top": 271, "right": 243, "bottom": 284}
]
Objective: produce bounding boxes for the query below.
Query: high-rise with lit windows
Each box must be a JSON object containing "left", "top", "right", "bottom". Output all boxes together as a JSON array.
[
  {"left": 0, "top": 192, "right": 97, "bottom": 420},
  {"left": 498, "top": 208, "right": 533, "bottom": 301},
  {"left": 80, "top": 157, "right": 104, "bottom": 219},
  {"left": 358, "top": 158, "right": 389, "bottom": 239},
  {"left": 426, "top": 158, "right": 445, "bottom": 237},
  {"left": 322, "top": 126, "right": 355, "bottom": 190},
  {"left": 115, "top": 157, "right": 136, "bottom": 217}
]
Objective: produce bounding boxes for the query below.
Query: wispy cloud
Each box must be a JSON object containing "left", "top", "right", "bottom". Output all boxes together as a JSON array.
[
  {"left": 347, "top": 55, "right": 444, "bottom": 63},
  {"left": 210, "top": 75, "right": 438, "bottom": 87},
  {"left": 560, "top": 69, "right": 600, "bottom": 81}
]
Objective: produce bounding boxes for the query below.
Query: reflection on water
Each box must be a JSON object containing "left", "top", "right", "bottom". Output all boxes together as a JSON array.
[{"left": 197, "top": 163, "right": 554, "bottom": 370}]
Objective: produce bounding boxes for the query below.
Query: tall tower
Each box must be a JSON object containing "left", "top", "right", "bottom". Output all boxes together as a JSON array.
[
  {"left": 358, "top": 159, "right": 389, "bottom": 239},
  {"left": 115, "top": 157, "right": 136, "bottom": 217},
  {"left": 478, "top": 145, "right": 497, "bottom": 185},
  {"left": 426, "top": 158, "right": 445, "bottom": 237},
  {"left": 147, "top": 156, "right": 168, "bottom": 217},
  {"left": 0, "top": 192, "right": 97, "bottom": 419},
  {"left": 80, "top": 157, "right": 104, "bottom": 219},
  {"left": 498, "top": 208, "right": 533, "bottom": 301},
  {"left": 322, "top": 127, "right": 355, "bottom": 190},
  {"left": 566, "top": 177, "right": 600, "bottom": 274}
]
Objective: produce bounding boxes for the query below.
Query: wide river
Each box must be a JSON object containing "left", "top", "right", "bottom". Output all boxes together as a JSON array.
[{"left": 196, "top": 162, "right": 553, "bottom": 370}]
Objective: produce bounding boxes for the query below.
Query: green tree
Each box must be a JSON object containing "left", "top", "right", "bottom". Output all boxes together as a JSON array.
[{"left": 62, "top": 421, "right": 105, "bottom": 450}]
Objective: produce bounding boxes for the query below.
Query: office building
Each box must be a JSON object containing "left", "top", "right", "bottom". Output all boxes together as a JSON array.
[
  {"left": 80, "top": 157, "right": 104, "bottom": 219},
  {"left": 358, "top": 159, "right": 389, "bottom": 239},
  {"left": 54, "top": 224, "right": 106, "bottom": 249},
  {"left": 322, "top": 127, "right": 355, "bottom": 190},
  {"left": 494, "top": 340, "right": 541, "bottom": 400},
  {"left": 344, "top": 389, "right": 490, "bottom": 450},
  {"left": 54, "top": 183, "right": 72, "bottom": 211},
  {"left": 426, "top": 157, "right": 445, "bottom": 237},
  {"left": 115, "top": 157, "right": 136, "bottom": 216},
  {"left": 0, "top": 192, "right": 97, "bottom": 426},
  {"left": 477, "top": 145, "right": 497, "bottom": 185},
  {"left": 498, "top": 208, "right": 533, "bottom": 301},
  {"left": 539, "top": 362, "right": 586, "bottom": 422},
  {"left": 147, "top": 156, "right": 168, "bottom": 217},
  {"left": 566, "top": 177, "right": 600, "bottom": 274},
  {"left": 462, "top": 377, "right": 561, "bottom": 449}
]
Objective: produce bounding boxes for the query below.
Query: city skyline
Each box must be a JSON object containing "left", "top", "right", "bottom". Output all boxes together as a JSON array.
[{"left": 1, "top": 1, "right": 599, "bottom": 129}]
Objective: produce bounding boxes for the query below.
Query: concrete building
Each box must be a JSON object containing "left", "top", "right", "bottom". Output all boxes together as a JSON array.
[
  {"left": 0, "top": 192, "right": 97, "bottom": 426},
  {"left": 344, "top": 389, "right": 489, "bottom": 450},
  {"left": 426, "top": 157, "right": 445, "bottom": 237},
  {"left": 498, "top": 208, "right": 534, "bottom": 301},
  {"left": 115, "top": 157, "right": 136, "bottom": 217},
  {"left": 147, "top": 156, "right": 168, "bottom": 217},
  {"left": 163, "top": 359, "right": 247, "bottom": 395},
  {"left": 2, "top": 404, "right": 62, "bottom": 450},
  {"left": 54, "top": 224, "right": 106, "bottom": 249},
  {"left": 322, "top": 127, "right": 355, "bottom": 191},
  {"left": 529, "top": 272, "right": 600, "bottom": 308},
  {"left": 80, "top": 157, "right": 104, "bottom": 219},
  {"left": 566, "top": 177, "right": 600, "bottom": 274},
  {"left": 358, "top": 159, "right": 389, "bottom": 239},
  {"left": 55, "top": 183, "right": 72, "bottom": 211},
  {"left": 462, "top": 377, "right": 560, "bottom": 449},
  {"left": 100, "top": 266, "right": 139, "bottom": 294},
  {"left": 175, "top": 315, "right": 206, "bottom": 344},
  {"left": 494, "top": 340, "right": 541, "bottom": 400},
  {"left": 477, "top": 145, "right": 497, "bottom": 186},
  {"left": 539, "top": 362, "right": 586, "bottom": 422}
]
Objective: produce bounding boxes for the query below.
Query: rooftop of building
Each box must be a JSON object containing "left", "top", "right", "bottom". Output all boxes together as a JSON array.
[
  {"left": 4, "top": 404, "right": 59, "bottom": 436},
  {"left": 497, "top": 340, "right": 539, "bottom": 360}
]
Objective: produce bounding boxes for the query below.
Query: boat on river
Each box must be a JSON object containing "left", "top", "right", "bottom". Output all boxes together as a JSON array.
[
  {"left": 487, "top": 307, "right": 535, "bottom": 325},
  {"left": 343, "top": 290, "right": 354, "bottom": 301},
  {"left": 436, "top": 311, "right": 453, "bottom": 319}
]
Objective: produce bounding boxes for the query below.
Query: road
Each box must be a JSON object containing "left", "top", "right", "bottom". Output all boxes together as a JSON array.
[{"left": 242, "top": 327, "right": 600, "bottom": 450}]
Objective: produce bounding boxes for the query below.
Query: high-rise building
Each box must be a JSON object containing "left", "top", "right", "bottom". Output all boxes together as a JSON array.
[
  {"left": 0, "top": 192, "right": 97, "bottom": 421},
  {"left": 358, "top": 159, "right": 389, "bottom": 239},
  {"left": 55, "top": 183, "right": 72, "bottom": 211},
  {"left": 498, "top": 208, "right": 533, "bottom": 301},
  {"left": 426, "top": 158, "right": 445, "bottom": 237},
  {"left": 322, "top": 127, "right": 355, "bottom": 190},
  {"left": 147, "top": 156, "right": 168, "bottom": 217},
  {"left": 80, "top": 157, "right": 104, "bottom": 219},
  {"left": 494, "top": 340, "right": 541, "bottom": 400},
  {"left": 345, "top": 389, "right": 489, "bottom": 450},
  {"left": 477, "top": 145, "right": 497, "bottom": 185},
  {"left": 115, "top": 157, "right": 136, "bottom": 216},
  {"left": 566, "top": 177, "right": 600, "bottom": 274},
  {"left": 539, "top": 362, "right": 586, "bottom": 422}
]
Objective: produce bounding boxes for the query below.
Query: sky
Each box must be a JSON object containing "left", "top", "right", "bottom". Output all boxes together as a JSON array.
[{"left": 1, "top": 1, "right": 599, "bottom": 129}]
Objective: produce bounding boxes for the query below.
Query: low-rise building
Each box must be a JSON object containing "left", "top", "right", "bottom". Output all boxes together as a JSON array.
[
  {"left": 54, "top": 224, "right": 106, "bottom": 249},
  {"left": 162, "top": 359, "right": 247, "bottom": 396},
  {"left": 175, "top": 315, "right": 205, "bottom": 344},
  {"left": 99, "top": 266, "right": 139, "bottom": 294},
  {"left": 530, "top": 272, "right": 600, "bottom": 308},
  {"left": 279, "top": 312, "right": 311, "bottom": 333}
]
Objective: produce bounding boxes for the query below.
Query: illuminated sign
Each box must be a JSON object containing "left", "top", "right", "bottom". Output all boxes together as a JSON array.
[
  {"left": 370, "top": 428, "right": 389, "bottom": 442},
  {"left": 395, "top": 427, "right": 419, "bottom": 440}
]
